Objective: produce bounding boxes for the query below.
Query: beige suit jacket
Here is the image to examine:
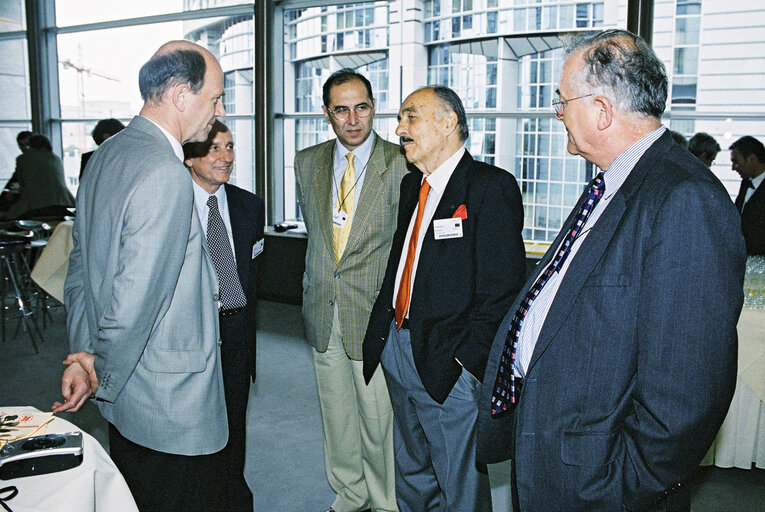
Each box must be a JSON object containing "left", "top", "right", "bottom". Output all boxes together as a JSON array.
[{"left": 295, "top": 132, "right": 408, "bottom": 359}]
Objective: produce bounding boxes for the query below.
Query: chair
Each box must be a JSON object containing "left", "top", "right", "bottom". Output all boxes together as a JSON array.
[{"left": 0, "top": 240, "right": 44, "bottom": 353}]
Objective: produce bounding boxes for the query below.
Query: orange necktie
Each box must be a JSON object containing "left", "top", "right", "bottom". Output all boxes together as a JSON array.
[{"left": 395, "top": 178, "right": 431, "bottom": 329}]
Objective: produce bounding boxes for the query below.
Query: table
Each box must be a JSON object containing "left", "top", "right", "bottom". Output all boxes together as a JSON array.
[
  {"left": 0, "top": 406, "right": 137, "bottom": 512},
  {"left": 701, "top": 309, "right": 765, "bottom": 469}
]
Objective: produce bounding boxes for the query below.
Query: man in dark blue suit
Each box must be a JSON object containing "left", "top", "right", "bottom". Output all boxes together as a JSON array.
[
  {"left": 478, "top": 30, "right": 746, "bottom": 512},
  {"left": 364, "top": 85, "right": 526, "bottom": 511},
  {"left": 184, "top": 120, "right": 264, "bottom": 512}
]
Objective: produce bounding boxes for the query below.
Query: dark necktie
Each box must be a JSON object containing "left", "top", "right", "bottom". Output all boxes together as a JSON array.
[
  {"left": 395, "top": 178, "right": 431, "bottom": 329},
  {"left": 735, "top": 178, "right": 753, "bottom": 213},
  {"left": 491, "top": 173, "right": 605, "bottom": 416},
  {"left": 206, "top": 195, "right": 247, "bottom": 310}
]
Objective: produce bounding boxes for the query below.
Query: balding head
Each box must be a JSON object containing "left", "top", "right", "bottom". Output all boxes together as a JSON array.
[{"left": 139, "top": 40, "right": 217, "bottom": 105}]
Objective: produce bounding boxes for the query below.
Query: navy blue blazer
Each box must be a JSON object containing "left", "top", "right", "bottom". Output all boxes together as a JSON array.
[
  {"left": 225, "top": 182, "right": 264, "bottom": 381},
  {"left": 477, "top": 131, "right": 746, "bottom": 511},
  {"left": 363, "top": 151, "right": 526, "bottom": 404}
]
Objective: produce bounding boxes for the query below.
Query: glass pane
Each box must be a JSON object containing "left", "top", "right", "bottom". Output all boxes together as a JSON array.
[
  {"left": 55, "top": 0, "right": 252, "bottom": 27},
  {"left": 0, "top": 123, "right": 31, "bottom": 187},
  {"left": 675, "top": 17, "right": 700, "bottom": 45},
  {"left": 0, "top": 0, "right": 25, "bottom": 32},
  {"left": 673, "top": 46, "right": 698, "bottom": 75},
  {"left": 0, "top": 38, "right": 31, "bottom": 120}
]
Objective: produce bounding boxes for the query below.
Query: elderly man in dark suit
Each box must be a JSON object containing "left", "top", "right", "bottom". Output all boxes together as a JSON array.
[
  {"left": 364, "top": 85, "right": 526, "bottom": 511},
  {"left": 183, "top": 120, "right": 263, "bottom": 512},
  {"left": 478, "top": 29, "right": 746, "bottom": 512},
  {"left": 730, "top": 135, "right": 765, "bottom": 256}
]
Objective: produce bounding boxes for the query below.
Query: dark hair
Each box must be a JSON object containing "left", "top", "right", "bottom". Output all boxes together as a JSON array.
[
  {"left": 92, "top": 118, "right": 126, "bottom": 145},
  {"left": 418, "top": 85, "right": 469, "bottom": 142},
  {"left": 567, "top": 29, "right": 668, "bottom": 118},
  {"left": 729, "top": 136, "right": 765, "bottom": 163},
  {"left": 688, "top": 132, "right": 720, "bottom": 158},
  {"left": 183, "top": 120, "right": 230, "bottom": 161},
  {"left": 669, "top": 130, "right": 688, "bottom": 148},
  {"left": 139, "top": 49, "right": 206, "bottom": 103},
  {"left": 27, "top": 134, "right": 52, "bottom": 152},
  {"left": 322, "top": 68, "right": 374, "bottom": 107},
  {"left": 16, "top": 131, "right": 33, "bottom": 144}
]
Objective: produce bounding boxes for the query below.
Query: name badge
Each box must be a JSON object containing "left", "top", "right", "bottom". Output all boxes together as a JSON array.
[
  {"left": 433, "top": 217, "right": 463, "bottom": 240},
  {"left": 252, "top": 238, "right": 264, "bottom": 259},
  {"left": 332, "top": 210, "right": 348, "bottom": 229}
]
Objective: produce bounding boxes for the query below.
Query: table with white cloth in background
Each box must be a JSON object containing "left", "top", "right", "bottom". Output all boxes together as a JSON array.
[
  {"left": 29, "top": 220, "right": 73, "bottom": 304},
  {"left": 701, "top": 309, "right": 765, "bottom": 469},
  {"left": 0, "top": 406, "right": 137, "bottom": 512}
]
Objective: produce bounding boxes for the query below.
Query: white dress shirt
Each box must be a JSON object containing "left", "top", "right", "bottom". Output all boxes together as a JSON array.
[
  {"left": 392, "top": 146, "right": 466, "bottom": 315},
  {"left": 742, "top": 171, "right": 765, "bottom": 212},
  {"left": 514, "top": 126, "right": 666, "bottom": 377},
  {"left": 191, "top": 180, "right": 237, "bottom": 264},
  {"left": 332, "top": 132, "right": 375, "bottom": 217}
]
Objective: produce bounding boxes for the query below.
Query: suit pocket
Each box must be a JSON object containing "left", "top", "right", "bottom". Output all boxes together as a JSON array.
[
  {"left": 142, "top": 347, "right": 207, "bottom": 373},
  {"left": 581, "top": 272, "right": 631, "bottom": 288},
  {"left": 561, "top": 430, "right": 619, "bottom": 467}
]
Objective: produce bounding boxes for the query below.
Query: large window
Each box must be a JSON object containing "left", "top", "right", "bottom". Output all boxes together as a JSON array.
[
  {"left": 0, "top": 0, "right": 31, "bottom": 185},
  {"left": 49, "top": 1, "right": 254, "bottom": 194}
]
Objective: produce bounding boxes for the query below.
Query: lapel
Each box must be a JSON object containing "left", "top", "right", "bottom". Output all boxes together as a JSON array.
[
  {"left": 412, "top": 151, "right": 471, "bottom": 298},
  {"left": 311, "top": 140, "right": 337, "bottom": 262},
  {"left": 526, "top": 131, "right": 673, "bottom": 373},
  {"left": 339, "top": 132, "right": 388, "bottom": 263},
  {"left": 225, "top": 184, "right": 249, "bottom": 286}
]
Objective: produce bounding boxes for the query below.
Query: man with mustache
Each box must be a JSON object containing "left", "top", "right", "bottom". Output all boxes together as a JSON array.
[
  {"left": 295, "top": 68, "right": 407, "bottom": 512},
  {"left": 53, "top": 40, "right": 229, "bottom": 511},
  {"left": 363, "top": 85, "right": 525, "bottom": 511}
]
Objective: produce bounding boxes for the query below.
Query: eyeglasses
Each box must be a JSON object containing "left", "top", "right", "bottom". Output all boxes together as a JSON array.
[
  {"left": 552, "top": 94, "right": 594, "bottom": 117},
  {"left": 326, "top": 103, "right": 373, "bottom": 120}
]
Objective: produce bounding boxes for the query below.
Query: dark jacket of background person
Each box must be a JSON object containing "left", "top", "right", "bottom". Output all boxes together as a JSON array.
[{"left": 6, "top": 137, "right": 74, "bottom": 219}]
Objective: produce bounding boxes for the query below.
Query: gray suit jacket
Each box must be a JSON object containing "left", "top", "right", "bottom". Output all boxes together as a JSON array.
[
  {"left": 295, "top": 132, "right": 408, "bottom": 359},
  {"left": 64, "top": 116, "right": 227, "bottom": 456}
]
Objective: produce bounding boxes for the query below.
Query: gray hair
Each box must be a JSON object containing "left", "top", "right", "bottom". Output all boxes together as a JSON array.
[
  {"left": 417, "top": 85, "right": 469, "bottom": 142},
  {"left": 688, "top": 132, "right": 721, "bottom": 158},
  {"left": 139, "top": 48, "right": 207, "bottom": 103},
  {"left": 566, "top": 29, "right": 667, "bottom": 119}
]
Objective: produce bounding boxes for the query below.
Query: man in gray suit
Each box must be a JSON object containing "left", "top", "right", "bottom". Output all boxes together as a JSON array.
[
  {"left": 52, "top": 40, "right": 228, "bottom": 511},
  {"left": 295, "top": 68, "right": 407, "bottom": 512}
]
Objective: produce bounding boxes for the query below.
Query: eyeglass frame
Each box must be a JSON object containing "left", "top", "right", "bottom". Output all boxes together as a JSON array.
[
  {"left": 325, "top": 103, "right": 374, "bottom": 120},
  {"left": 552, "top": 92, "right": 594, "bottom": 117}
]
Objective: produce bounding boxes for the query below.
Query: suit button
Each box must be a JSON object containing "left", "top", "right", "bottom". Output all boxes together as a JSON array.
[
  {"left": 329, "top": 300, "right": 334, "bottom": 306},
  {"left": 334, "top": 272, "right": 340, "bottom": 278},
  {"left": 213, "top": 293, "right": 219, "bottom": 301}
]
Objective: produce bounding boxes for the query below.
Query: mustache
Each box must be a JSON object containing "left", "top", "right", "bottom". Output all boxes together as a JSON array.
[{"left": 399, "top": 136, "right": 414, "bottom": 144}]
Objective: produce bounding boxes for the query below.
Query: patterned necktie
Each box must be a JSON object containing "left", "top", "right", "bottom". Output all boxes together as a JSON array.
[
  {"left": 333, "top": 152, "right": 355, "bottom": 260},
  {"left": 735, "top": 178, "right": 753, "bottom": 213},
  {"left": 395, "top": 178, "right": 431, "bottom": 329},
  {"left": 206, "top": 195, "right": 247, "bottom": 310},
  {"left": 491, "top": 173, "right": 605, "bottom": 416}
]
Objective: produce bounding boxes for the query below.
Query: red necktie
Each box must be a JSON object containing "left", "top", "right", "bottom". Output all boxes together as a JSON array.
[{"left": 395, "top": 178, "right": 431, "bottom": 329}]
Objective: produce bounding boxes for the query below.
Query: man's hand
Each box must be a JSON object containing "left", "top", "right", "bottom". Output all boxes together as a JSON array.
[{"left": 51, "top": 352, "right": 98, "bottom": 413}]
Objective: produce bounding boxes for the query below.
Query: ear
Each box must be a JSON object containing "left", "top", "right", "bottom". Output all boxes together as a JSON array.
[
  {"left": 593, "top": 96, "right": 613, "bottom": 131},
  {"left": 171, "top": 83, "right": 191, "bottom": 112},
  {"left": 184, "top": 158, "right": 193, "bottom": 169},
  {"left": 322, "top": 105, "right": 331, "bottom": 124},
  {"left": 443, "top": 110, "right": 459, "bottom": 137}
]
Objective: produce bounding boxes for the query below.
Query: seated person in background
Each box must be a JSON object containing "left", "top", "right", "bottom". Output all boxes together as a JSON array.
[
  {"left": 80, "top": 118, "right": 125, "bottom": 178},
  {"left": 16, "top": 130, "right": 33, "bottom": 153},
  {"left": 688, "top": 132, "right": 721, "bottom": 168},
  {"left": 0, "top": 130, "right": 34, "bottom": 210},
  {"left": 2, "top": 134, "right": 75, "bottom": 220}
]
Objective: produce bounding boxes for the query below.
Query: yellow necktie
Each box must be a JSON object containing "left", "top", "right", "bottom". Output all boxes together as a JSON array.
[{"left": 333, "top": 152, "right": 355, "bottom": 260}]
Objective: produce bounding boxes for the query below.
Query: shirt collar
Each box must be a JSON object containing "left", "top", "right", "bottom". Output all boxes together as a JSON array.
[
  {"left": 751, "top": 170, "right": 765, "bottom": 190},
  {"left": 191, "top": 179, "right": 227, "bottom": 212},
  {"left": 143, "top": 117, "right": 184, "bottom": 162},
  {"left": 423, "top": 146, "right": 466, "bottom": 195},
  {"left": 334, "top": 131, "right": 376, "bottom": 168},
  {"left": 601, "top": 126, "right": 666, "bottom": 199}
]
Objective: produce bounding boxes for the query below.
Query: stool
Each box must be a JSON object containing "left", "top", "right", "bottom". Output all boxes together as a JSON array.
[{"left": 0, "top": 241, "right": 44, "bottom": 353}]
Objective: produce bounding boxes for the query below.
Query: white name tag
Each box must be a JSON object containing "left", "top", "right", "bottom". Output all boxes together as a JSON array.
[
  {"left": 252, "top": 238, "right": 264, "bottom": 259},
  {"left": 332, "top": 210, "right": 348, "bottom": 228},
  {"left": 433, "top": 217, "right": 463, "bottom": 240}
]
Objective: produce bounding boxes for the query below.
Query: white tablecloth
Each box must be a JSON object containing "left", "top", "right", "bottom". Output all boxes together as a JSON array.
[
  {"left": 701, "top": 309, "right": 765, "bottom": 469},
  {"left": 0, "top": 406, "right": 137, "bottom": 512}
]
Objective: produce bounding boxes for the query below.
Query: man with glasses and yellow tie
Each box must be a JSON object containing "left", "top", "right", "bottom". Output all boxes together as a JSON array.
[{"left": 294, "top": 68, "right": 408, "bottom": 512}]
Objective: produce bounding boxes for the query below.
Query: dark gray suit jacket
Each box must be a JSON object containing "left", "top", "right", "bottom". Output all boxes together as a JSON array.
[{"left": 477, "top": 131, "right": 746, "bottom": 512}]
